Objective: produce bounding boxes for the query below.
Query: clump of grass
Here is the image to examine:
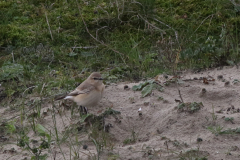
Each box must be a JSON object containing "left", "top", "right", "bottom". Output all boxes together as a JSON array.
[
  {"left": 177, "top": 102, "right": 204, "bottom": 113},
  {"left": 178, "top": 149, "right": 208, "bottom": 160},
  {"left": 123, "top": 130, "right": 138, "bottom": 145},
  {"left": 207, "top": 125, "right": 224, "bottom": 136},
  {"left": 17, "top": 124, "right": 51, "bottom": 160},
  {"left": 207, "top": 125, "right": 240, "bottom": 135},
  {"left": 132, "top": 80, "right": 164, "bottom": 97},
  {"left": 224, "top": 117, "right": 234, "bottom": 123}
]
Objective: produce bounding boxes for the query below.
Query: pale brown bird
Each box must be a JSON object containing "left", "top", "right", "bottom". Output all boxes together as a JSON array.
[{"left": 58, "top": 72, "right": 105, "bottom": 113}]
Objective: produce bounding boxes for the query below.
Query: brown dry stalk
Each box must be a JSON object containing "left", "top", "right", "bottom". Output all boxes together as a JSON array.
[
  {"left": 178, "top": 88, "right": 184, "bottom": 103},
  {"left": 42, "top": 4, "right": 54, "bottom": 41}
]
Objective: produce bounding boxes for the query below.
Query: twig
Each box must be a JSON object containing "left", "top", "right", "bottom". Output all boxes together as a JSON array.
[
  {"left": 43, "top": 5, "right": 54, "bottom": 41},
  {"left": 40, "top": 83, "right": 46, "bottom": 95},
  {"left": 178, "top": 88, "right": 184, "bottom": 103},
  {"left": 115, "top": 0, "right": 123, "bottom": 23},
  {"left": 11, "top": 51, "right": 14, "bottom": 63},
  {"left": 96, "top": 26, "right": 108, "bottom": 39},
  {"left": 22, "top": 86, "right": 37, "bottom": 96},
  {"left": 71, "top": 46, "right": 98, "bottom": 49},
  {"left": 138, "top": 14, "right": 165, "bottom": 33},
  {"left": 152, "top": 17, "right": 180, "bottom": 47},
  {"left": 190, "top": 14, "right": 214, "bottom": 38}
]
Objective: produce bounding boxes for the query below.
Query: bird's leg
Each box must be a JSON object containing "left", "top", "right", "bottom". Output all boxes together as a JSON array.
[
  {"left": 78, "top": 106, "right": 88, "bottom": 116},
  {"left": 103, "top": 115, "right": 105, "bottom": 131},
  {"left": 78, "top": 105, "right": 84, "bottom": 117},
  {"left": 83, "top": 107, "right": 88, "bottom": 115}
]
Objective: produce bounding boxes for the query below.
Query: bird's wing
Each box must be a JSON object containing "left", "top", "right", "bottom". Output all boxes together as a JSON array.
[{"left": 67, "top": 84, "right": 95, "bottom": 96}]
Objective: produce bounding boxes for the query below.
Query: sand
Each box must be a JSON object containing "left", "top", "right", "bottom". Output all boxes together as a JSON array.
[{"left": 1, "top": 65, "right": 240, "bottom": 160}]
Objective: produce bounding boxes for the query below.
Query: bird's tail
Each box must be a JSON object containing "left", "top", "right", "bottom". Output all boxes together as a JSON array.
[
  {"left": 64, "top": 96, "right": 74, "bottom": 100},
  {"left": 54, "top": 93, "right": 68, "bottom": 100}
]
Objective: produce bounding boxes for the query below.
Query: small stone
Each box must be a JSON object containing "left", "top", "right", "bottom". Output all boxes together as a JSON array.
[
  {"left": 164, "top": 75, "right": 168, "bottom": 79},
  {"left": 83, "top": 144, "right": 88, "bottom": 150},
  {"left": 124, "top": 85, "right": 129, "bottom": 90},
  {"left": 105, "top": 123, "right": 113, "bottom": 132},
  {"left": 43, "top": 111, "right": 48, "bottom": 116},
  {"left": 31, "top": 140, "right": 38, "bottom": 144},
  {"left": 0, "top": 136, "right": 8, "bottom": 142},
  {"left": 9, "top": 148, "right": 16, "bottom": 153},
  {"left": 230, "top": 146, "right": 239, "bottom": 151},
  {"left": 144, "top": 102, "right": 149, "bottom": 106},
  {"left": 197, "top": 138, "right": 203, "bottom": 142},
  {"left": 175, "top": 99, "right": 182, "bottom": 103},
  {"left": 202, "top": 88, "right": 206, "bottom": 93},
  {"left": 225, "top": 81, "right": 230, "bottom": 86},
  {"left": 217, "top": 75, "right": 223, "bottom": 79}
]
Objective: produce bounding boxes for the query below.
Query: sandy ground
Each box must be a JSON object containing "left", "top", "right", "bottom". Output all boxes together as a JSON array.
[{"left": 1, "top": 66, "right": 240, "bottom": 160}]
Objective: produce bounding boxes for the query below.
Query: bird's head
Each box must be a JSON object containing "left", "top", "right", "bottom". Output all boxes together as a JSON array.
[{"left": 88, "top": 72, "right": 104, "bottom": 85}]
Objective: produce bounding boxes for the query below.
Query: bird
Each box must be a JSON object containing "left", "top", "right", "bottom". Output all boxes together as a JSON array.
[{"left": 57, "top": 72, "right": 105, "bottom": 114}]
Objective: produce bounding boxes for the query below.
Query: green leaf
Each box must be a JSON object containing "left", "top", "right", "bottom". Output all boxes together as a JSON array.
[
  {"left": 232, "top": 79, "right": 240, "bottom": 84},
  {"left": 132, "top": 81, "right": 150, "bottom": 91},
  {"left": 146, "top": 80, "right": 154, "bottom": 84},
  {"left": 39, "top": 154, "right": 48, "bottom": 160},
  {"left": 141, "top": 83, "right": 154, "bottom": 97},
  {"left": 80, "top": 114, "right": 92, "bottom": 123},
  {"left": 108, "top": 75, "right": 118, "bottom": 80},
  {"left": 153, "top": 83, "right": 164, "bottom": 92},
  {"left": 81, "top": 52, "right": 94, "bottom": 57},
  {"left": 36, "top": 124, "right": 46, "bottom": 135},
  {"left": 226, "top": 60, "right": 234, "bottom": 66},
  {"left": 30, "top": 154, "right": 48, "bottom": 160},
  {"left": 36, "top": 124, "right": 51, "bottom": 142},
  {"left": 132, "top": 84, "right": 141, "bottom": 91},
  {"left": 236, "top": 128, "right": 240, "bottom": 133},
  {"left": 5, "top": 121, "right": 16, "bottom": 134},
  {"left": 68, "top": 52, "right": 77, "bottom": 57}
]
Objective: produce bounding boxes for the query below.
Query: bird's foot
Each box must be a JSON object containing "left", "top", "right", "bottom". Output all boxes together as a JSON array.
[{"left": 79, "top": 106, "right": 88, "bottom": 115}]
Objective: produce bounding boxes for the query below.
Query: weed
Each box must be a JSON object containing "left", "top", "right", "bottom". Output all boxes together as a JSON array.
[
  {"left": 219, "top": 127, "right": 240, "bottom": 135},
  {"left": 17, "top": 124, "right": 51, "bottom": 160},
  {"left": 211, "top": 105, "right": 218, "bottom": 121},
  {"left": 178, "top": 149, "right": 208, "bottom": 160},
  {"left": 0, "top": 62, "right": 24, "bottom": 81},
  {"left": 224, "top": 117, "right": 234, "bottom": 123},
  {"left": 157, "top": 96, "right": 164, "bottom": 101},
  {"left": 5, "top": 120, "right": 16, "bottom": 135},
  {"left": 123, "top": 130, "right": 137, "bottom": 145},
  {"left": 207, "top": 125, "right": 224, "bottom": 136},
  {"left": 132, "top": 80, "right": 164, "bottom": 97},
  {"left": 177, "top": 102, "right": 203, "bottom": 113}
]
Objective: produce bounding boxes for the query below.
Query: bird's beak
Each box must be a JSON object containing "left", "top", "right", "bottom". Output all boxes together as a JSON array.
[{"left": 94, "top": 77, "right": 104, "bottom": 80}]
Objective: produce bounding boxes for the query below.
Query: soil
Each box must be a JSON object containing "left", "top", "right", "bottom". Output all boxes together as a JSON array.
[{"left": 1, "top": 66, "right": 240, "bottom": 160}]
